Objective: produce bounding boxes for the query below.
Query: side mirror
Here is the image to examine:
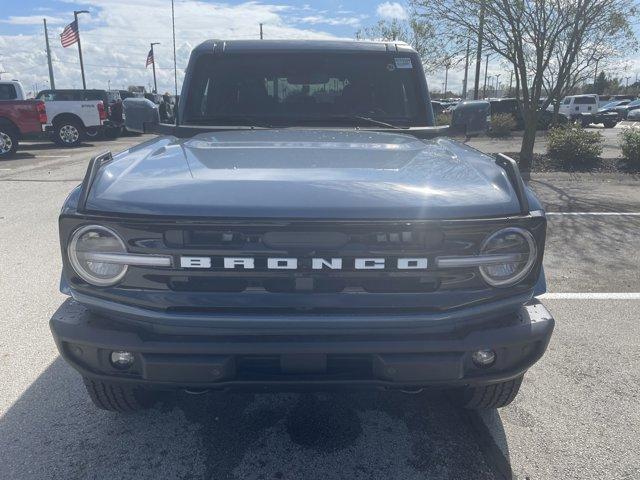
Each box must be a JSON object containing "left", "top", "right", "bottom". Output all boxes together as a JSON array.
[
  {"left": 449, "top": 100, "right": 490, "bottom": 136},
  {"left": 123, "top": 98, "right": 160, "bottom": 133}
]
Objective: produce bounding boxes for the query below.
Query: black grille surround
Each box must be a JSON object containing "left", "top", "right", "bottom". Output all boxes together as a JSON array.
[{"left": 60, "top": 214, "right": 546, "bottom": 314}]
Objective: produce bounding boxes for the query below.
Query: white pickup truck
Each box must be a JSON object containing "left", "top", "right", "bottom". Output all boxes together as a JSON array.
[
  {"left": 35, "top": 89, "right": 107, "bottom": 146},
  {"left": 0, "top": 80, "right": 27, "bottom": 101}
]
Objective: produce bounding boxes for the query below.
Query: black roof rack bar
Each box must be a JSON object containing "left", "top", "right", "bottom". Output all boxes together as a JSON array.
[
  {"left": 495, "top": 153, "right": 530, "bottom": 215},
  {"left": 77, "top": 150, "right": 113, "bottom": 213}
]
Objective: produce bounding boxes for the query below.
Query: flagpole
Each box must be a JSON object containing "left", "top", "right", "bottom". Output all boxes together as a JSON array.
[
  {"left": 74, "top": 10, "right": 89, "bottom": 90},
  {"left": 150, "top": 42, "right": 160, "bottom": 93}
]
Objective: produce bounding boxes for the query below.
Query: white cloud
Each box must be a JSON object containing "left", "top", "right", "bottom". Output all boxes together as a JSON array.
[
  {"left": 0, "top": 15, "right": 67, "bottom": 25},
  {"left": 0, "top": 1, "right": 345, "bottom": 95},
  {"left": 376, "top": 2, "right": 408, "bottom": 20},
  {"left": 299, "top": 15, "right": 364, "bottom": 28}
]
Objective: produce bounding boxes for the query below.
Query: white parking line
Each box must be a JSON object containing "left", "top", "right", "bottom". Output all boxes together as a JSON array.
[
  {"left": 34, "top": 155, "right": 71, "bottom": 158},
  {"left": 540, "top": 293, "right": 640, "bottom": 299},
  {"left": 546, "top": 212, "right": 640, "bottom": 216}
]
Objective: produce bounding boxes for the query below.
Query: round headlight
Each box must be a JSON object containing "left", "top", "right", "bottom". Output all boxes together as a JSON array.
[
  {"left": 68, "top": 225, "right": 128, "bottom": 286},
  {"left": 479, "top": 227, "right": 537, "bottom": 287}
]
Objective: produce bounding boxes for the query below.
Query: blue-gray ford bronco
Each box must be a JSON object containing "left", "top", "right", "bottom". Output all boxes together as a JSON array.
[{"left": 51, "top": 40, "right": 554, "bottom": 412}]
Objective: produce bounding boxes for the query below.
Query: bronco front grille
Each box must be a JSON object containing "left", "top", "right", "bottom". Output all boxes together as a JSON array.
[{"left": 61, "top": 217, "right": 546, "bottom": 311}]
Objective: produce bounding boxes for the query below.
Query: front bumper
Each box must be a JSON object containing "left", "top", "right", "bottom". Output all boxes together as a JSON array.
[{"left": 50, "top": 297, "right": 554, "bottom": 391}]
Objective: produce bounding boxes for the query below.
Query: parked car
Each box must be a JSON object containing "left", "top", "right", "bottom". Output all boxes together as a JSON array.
[
  {"left": 35, "top": 89, "right": 107, "bottom": 146},
  {"left": 0, "top": 80, "right": 27, "bottom": 101},
  {"left": 36, "top": 89, "right": 122, "bottom": 140},
  {"left": 450, "top": 99, "right": 491, "bottom": 135},
  {"left": 118, "top": 90, "right": 140, "bottom": 101},
  {"left": 578, "top": 110, "right": 618, "bottom": 128},
  {"left": 599, "top": 100, "right": 630, "bottom": 113},
  {"left": 597, "top": 94, "right": 636, "bottom": 108},
  {"left": 627, "top": 108, "right": 640, "bottom": 121},
  {"left": 0, "top": 99, "right": 47, "bottom": 158},
  {"left": 614, "top": 99, "right": 640, "bottom": 119},
  {"left": 489, "top": 98, "right": 566, "bottom": 130},
  {"left": 577, "top": 98, "right": 625, "bottom": 128},
  {"left": 52, "top": 39, "right": 554, "bottom": 414},
  {"left": 556, "top": 94, "right": 599, "bottom": 120}
]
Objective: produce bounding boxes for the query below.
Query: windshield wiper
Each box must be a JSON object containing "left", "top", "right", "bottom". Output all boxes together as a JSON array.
[{"left": 324, "top": 115, "right": 409, "bottom": 130}]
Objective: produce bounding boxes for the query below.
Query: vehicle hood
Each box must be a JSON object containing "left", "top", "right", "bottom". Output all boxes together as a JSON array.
[{"left": 87, "top": 129, "right": 521, "bottom": 219}]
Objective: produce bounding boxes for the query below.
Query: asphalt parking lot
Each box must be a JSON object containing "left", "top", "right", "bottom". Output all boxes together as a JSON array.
[{"left": 1, "top": 136, "right": 639, "bottom": 479}]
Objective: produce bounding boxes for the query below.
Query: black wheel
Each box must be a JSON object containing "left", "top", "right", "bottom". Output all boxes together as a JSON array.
[
  {"left": 104, "top": 126, "right": 122, "bottom": 139},
  {"left": 0, "top": 126, "right": 18, "bottom": 159},
  {"left": 53, "top": 120, "right": 84, "bottom": 147},
  {"left": 581, "top": 117, "right": 590, "bottom": 128},
  {"left": 84, "top": 127, "right": 103, "bottom": 141},
  {"left": 82, "top": 377, "right": 158, "bottom": 412},
  {"left": 603, "top": 120, "right": 617, "bottom": 128},
  {"left": 448, "top": 375, "right": 523, "bottom": 410}
]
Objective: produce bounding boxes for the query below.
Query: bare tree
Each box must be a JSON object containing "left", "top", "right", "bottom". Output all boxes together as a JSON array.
[
  {"left": 356, "top": 18, "right": 463, "bottom": 74},
  {"left": 544, "top": 7, "right": 636, "bottom": 122},
  {"left": 411, "top": 0, "right": 637, "bottom": 171}
]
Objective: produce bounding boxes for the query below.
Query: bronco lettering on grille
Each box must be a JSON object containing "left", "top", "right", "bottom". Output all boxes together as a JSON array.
[{"left": 179, "top": 257, "right": 428, "bottom": 270}]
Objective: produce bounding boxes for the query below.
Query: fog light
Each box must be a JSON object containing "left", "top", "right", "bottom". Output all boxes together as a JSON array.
[
  {"left": 110, "top": 351, "right": 135, "bottom": 369},
  {"left": 472, "top": 349, "right": 496, "bottom": 367}
]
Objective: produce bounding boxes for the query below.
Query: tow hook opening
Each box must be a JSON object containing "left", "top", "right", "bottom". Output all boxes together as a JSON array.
[
  {"left": 183, "top": 388, "right": 210, "bottom": 395},
  {"left": 400, "top": 388, "right": 424, "bottom": 394}
]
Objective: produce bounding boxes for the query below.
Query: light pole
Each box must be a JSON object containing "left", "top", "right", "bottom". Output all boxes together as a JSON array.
[
  {"left": 150, "top": 42, "right": 160, "bottom": 93},
  {"left": 444, "top": 61, "right": 450, "bottom": 99},
  {"left": 494, "top": 73, "right": 501, "bottom": 97},
  {"left": 482, "top": 53, "right": 490, "bottom": 99},
  {"left": 462, "top": 39, "right": 470, "bottom": 99},
  {"left": 473, "top": 1, "right": 486, "bottom": 99},
  {"left": 625, "top": 76, "right": 632, "bottom": 92}
]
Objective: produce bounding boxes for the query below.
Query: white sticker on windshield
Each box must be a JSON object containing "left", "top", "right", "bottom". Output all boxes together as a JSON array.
[{"left": 394, "top": 58, "right": 413, "bottom": 69}]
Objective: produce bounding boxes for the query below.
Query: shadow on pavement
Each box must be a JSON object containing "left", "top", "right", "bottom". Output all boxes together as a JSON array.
[
  {"left": 2, "top": 152, "right": 36, "bottom": 160},
  {"left": 0, "top": 300, "right": 512, "bottom": 479}
]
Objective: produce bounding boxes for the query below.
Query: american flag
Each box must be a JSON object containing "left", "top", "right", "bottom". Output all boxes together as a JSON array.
[
  {"left": 146, "top": 48, "right": 154, "bottom": 67},
  {"left": 60, "top": 20, "right": 79, "bottom": 48}
]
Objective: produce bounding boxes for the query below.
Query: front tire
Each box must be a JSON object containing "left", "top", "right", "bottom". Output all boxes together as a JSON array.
[
  {"left": 53, "top": 120, "right": 84, "bottom": 147},
  {"left": 0, "top": 127, "right": 18, "bottom": 159},
  {"left": 83, "top": 377, "right": 158, "bottom": 412},
  {"left": 448, "top": 375, "right": 523, "bottom": 410}
]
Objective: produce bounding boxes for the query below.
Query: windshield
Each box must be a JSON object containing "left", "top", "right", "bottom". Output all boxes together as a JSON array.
[
  {"left": 627, "top": 99, "right": 640, "bottom": 107},
  {"left": 184, "top": 53, "right": 428, "bottom": 127}
]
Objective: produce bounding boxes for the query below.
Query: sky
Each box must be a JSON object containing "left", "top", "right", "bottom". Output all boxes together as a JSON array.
[
  {"left": 0, "top": 0, "right": 427, "bottom": 96},
  {"left": 1, "top": 0, "right": 638, "bottom": 97}
]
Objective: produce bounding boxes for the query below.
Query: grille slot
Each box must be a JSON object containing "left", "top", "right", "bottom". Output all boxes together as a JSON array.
[{"left": 162, "top": 274, "right": 439, "bottom": 294}]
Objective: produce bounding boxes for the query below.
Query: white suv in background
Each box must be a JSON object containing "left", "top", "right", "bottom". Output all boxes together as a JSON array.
[{"left": 556, "top": 95, "right": 599, "bottom": 120}]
